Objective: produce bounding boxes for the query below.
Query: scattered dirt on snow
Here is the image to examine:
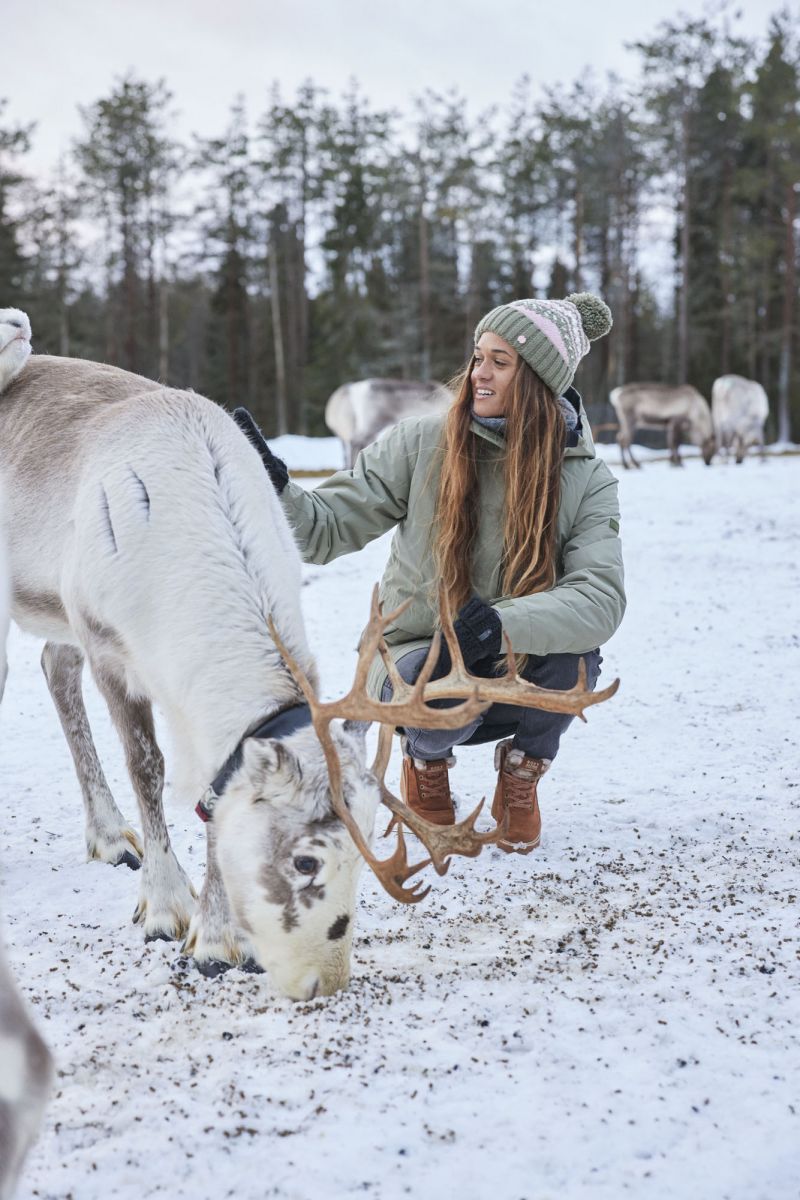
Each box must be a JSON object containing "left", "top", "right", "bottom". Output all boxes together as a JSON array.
[{"left": 2, "top": 455, "right": 799, "bottom": 1199}]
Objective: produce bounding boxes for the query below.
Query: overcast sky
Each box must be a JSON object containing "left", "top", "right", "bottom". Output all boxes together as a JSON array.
[{"left": 5, "top": 0, "right": 794, "bottom": 179}]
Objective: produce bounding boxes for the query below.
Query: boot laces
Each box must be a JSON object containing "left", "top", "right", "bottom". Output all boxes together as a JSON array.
[
  {"left": 416, "top": 760, "right": 451, "bottom": 806},
  {"left": 503, "top": 770, "right": 539, "bottom": 809},
  {"left": 502, "top": 755, "right": 545, "bottom": 809}
]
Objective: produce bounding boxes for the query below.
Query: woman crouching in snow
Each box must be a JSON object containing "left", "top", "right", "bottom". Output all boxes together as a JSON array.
[{"left": 235, "top": 293, "right": 625, "bottom": 855}]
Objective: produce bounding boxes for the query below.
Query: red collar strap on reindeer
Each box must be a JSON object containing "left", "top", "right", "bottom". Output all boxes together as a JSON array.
[{"left": 195, "top": 702, "right": 313, "bottom": 822}]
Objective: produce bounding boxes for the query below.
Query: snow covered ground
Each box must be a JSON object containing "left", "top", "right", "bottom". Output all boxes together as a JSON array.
[{"left": 2, "top": 449, "right": 799, "bottom": 1200}]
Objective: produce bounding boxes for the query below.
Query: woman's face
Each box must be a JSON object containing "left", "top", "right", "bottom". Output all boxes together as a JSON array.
[{"left": 471, "top": 332, "right": 518, "bottom": 417}]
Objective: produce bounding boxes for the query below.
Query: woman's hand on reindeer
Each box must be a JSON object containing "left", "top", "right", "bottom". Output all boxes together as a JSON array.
[
  {"left": 433, "top": 595, "right": 503, "bottom": 678},
  {"left": 232, "top": 407, "right": 290, "bottom": 495}
]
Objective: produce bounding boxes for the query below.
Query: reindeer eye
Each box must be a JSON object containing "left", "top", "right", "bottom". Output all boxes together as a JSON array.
[{"left": 293, "top": 855, "right": 319, "bottom": 876}]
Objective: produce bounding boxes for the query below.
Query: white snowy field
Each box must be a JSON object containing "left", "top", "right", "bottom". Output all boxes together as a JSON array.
[{"left": 2, "top": 450, "right": 799, "bottom": 1200}]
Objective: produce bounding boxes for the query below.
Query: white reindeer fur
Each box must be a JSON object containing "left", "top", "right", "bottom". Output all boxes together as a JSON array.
[
  {"left": 64, "top": 388, "right": 311, "bottom": 795},
  {"left": 0, "top": 351, "right": 378, "bottom": 1000},
  {"left": 711, "top": 374, "right": 769, "bottom": 462},
  {"left": 0, "top": 309, "right": 32, "bottom": 393},
  {"left": 0, "top": 484, "right": 53, "bottom": 1199}
]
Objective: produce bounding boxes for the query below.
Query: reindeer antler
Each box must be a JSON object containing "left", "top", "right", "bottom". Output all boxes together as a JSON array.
[
  {"left": 268, "top": 588, "right": 490, "bottom": 903},
  {"left": 269, "top": 584, "right": 620, "bottom": 903}
]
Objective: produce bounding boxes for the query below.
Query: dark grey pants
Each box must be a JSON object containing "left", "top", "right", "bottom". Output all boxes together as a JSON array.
[{"left": 381, "top": 647, "right": 602, "bottom": 763}]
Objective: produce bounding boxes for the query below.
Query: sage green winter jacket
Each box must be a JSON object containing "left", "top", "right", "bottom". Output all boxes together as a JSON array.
[{"left": 280, "top": 395, "right": 625, "bottom": 697}]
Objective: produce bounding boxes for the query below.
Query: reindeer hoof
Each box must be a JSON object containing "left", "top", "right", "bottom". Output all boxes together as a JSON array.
[
  {"left": 114, "top": 850, "right": 141, "bottom": 871},
  {"left": 195, "top": 958, "right": 234, "bottom": 979},
  {"left": 238, "top": 957, "right": 265, "bottom": 975},
  {"left": 145, "top": 929, "right": 178, "bottom": 943}
]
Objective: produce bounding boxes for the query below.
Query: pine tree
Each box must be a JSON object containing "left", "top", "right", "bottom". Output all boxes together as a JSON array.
[
  {"left": 631, "top": 15, "right": 745, "bottom": 384},
  {"left": 0, "top": 99, "right": 33, "bottom": 299},
  {"left": 744, "top": 16, "right": 800, "bottom": 441},
  {"left": 193, "top": 100, "right": 257, "bottom": 413},
  {"left": 256, "top": 81, "right": 334, "bottom": 434},
  {"left": 74, "top": 75, "right": 180, "bottom": 376}
]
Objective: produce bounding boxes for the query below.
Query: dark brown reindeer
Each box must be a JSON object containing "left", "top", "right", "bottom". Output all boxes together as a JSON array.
[{"left": 609, "top": 382, "right": 716, "bottom": 468}]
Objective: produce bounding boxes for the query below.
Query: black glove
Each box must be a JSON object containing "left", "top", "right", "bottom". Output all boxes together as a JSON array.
[
  {"left": 433, "top": 596, "right": 503, "bottom": 678},
  {"left": 233, "top": 407, "right": 290, "bottom": 495}
]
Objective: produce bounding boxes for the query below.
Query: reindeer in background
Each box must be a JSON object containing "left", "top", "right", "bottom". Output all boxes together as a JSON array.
[
  {"left": 609, "top": 382, "right": 716, "bottom": 468},
  {"left": 711, "top": 375, "right": 769, "bottom": 463},
  {"left": 325, "top": 378, "right": 451, "bottom": 468},
  {"left": 0, "top": 311, "right": 617, "bottom": 1000}
]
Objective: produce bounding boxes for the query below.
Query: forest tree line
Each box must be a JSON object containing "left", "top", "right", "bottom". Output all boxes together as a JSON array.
[{"left": 1, "top": 10, "right": 798, "bottom": 440}]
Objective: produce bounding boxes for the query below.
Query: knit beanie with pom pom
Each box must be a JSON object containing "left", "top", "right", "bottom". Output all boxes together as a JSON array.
[{"left": 474, "top": 293, "right": 612, "bottom": 396}]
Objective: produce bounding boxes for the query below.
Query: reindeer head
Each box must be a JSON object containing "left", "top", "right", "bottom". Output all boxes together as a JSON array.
[
  {"left": 701, "top": 434, "right": 717, "bottom": 466},
  {"left": 0, "top": 309, "right": 32, "bottom": 392},
  {"left": 212, "top": 721, "right": 377, "bottom": 1000},
  {"left": 206, "top": 588, "right": 620, "bottom": 1001}
]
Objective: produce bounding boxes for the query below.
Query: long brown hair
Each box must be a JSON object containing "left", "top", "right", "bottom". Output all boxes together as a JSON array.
[{"left": 433, "top": 355, "right": 566, "bottom": 615}]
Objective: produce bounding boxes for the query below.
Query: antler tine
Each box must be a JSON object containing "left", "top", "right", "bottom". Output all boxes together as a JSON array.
[
  {"left": 378, "top": 628, "right": 441, "bottom": 699},
  {"left": 421, "top": 632, "right": 620, "bottom": 720},
  {"left": 437, "top": 582, "right": 469, "bottom": 675},
  {"left": 348, "top": 585, "right": 413, "bottom": 697},
  {"left": 371, "top": 722, "right": 394, "bottom": 782},
  {"left": 378, "top": 784, "right": 508, "bottom": 875}
]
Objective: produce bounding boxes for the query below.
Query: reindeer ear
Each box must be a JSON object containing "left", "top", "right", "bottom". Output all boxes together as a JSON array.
[{"left": 241, "top": 737, "right": 301, "bottom": 794}]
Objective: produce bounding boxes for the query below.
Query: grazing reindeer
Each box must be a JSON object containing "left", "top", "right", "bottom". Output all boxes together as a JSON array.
[
  {"left": 0, "top": 323, "right": 617, "bottom": 999},
  {"left": 711, "top": 375, "right": 769, "bottom": 463},
  {"left": 325, "top": 378, "right": 450, "bottom": 468},
  {"left": 0, "top": 477, "right": 53, "bottom": 1200},
  {"left": 609, "top": 382, "right": 716, "bottom": 468}
]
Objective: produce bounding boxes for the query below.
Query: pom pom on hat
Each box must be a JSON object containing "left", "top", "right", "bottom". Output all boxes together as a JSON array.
[{"left": 566, "top": 292, "right": 613, "bottom": 341}]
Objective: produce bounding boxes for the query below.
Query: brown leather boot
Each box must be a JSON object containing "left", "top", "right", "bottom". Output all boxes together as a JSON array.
[
  {"left": 491, "top": 738, "right": 547, "bottom": 854},
  {"left": 400, "top": 754, "right": 455, "bottom": 826}
]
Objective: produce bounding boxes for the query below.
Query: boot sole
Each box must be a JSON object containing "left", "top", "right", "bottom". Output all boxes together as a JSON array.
[{"left": 498, "top": 835, "right": 541, "bottom": 855}]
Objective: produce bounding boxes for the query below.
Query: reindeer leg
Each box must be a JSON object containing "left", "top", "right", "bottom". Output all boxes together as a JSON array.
[
  {"left": 183, "top": 824, "right": 261, "bottom": 977},
  {"left": 41, "top": 641, "right": 143, "bottom": 870},
  {"left": 667, "top": 419, "right": 684, "bottom": 466},
  {"left": 89, "top": 661, "right": 196, "bottom": 942}
]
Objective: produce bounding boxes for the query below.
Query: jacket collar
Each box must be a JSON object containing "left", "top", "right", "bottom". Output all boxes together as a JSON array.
[{"left": 468, "top": 386, "right": 596, "bottom": 460}]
